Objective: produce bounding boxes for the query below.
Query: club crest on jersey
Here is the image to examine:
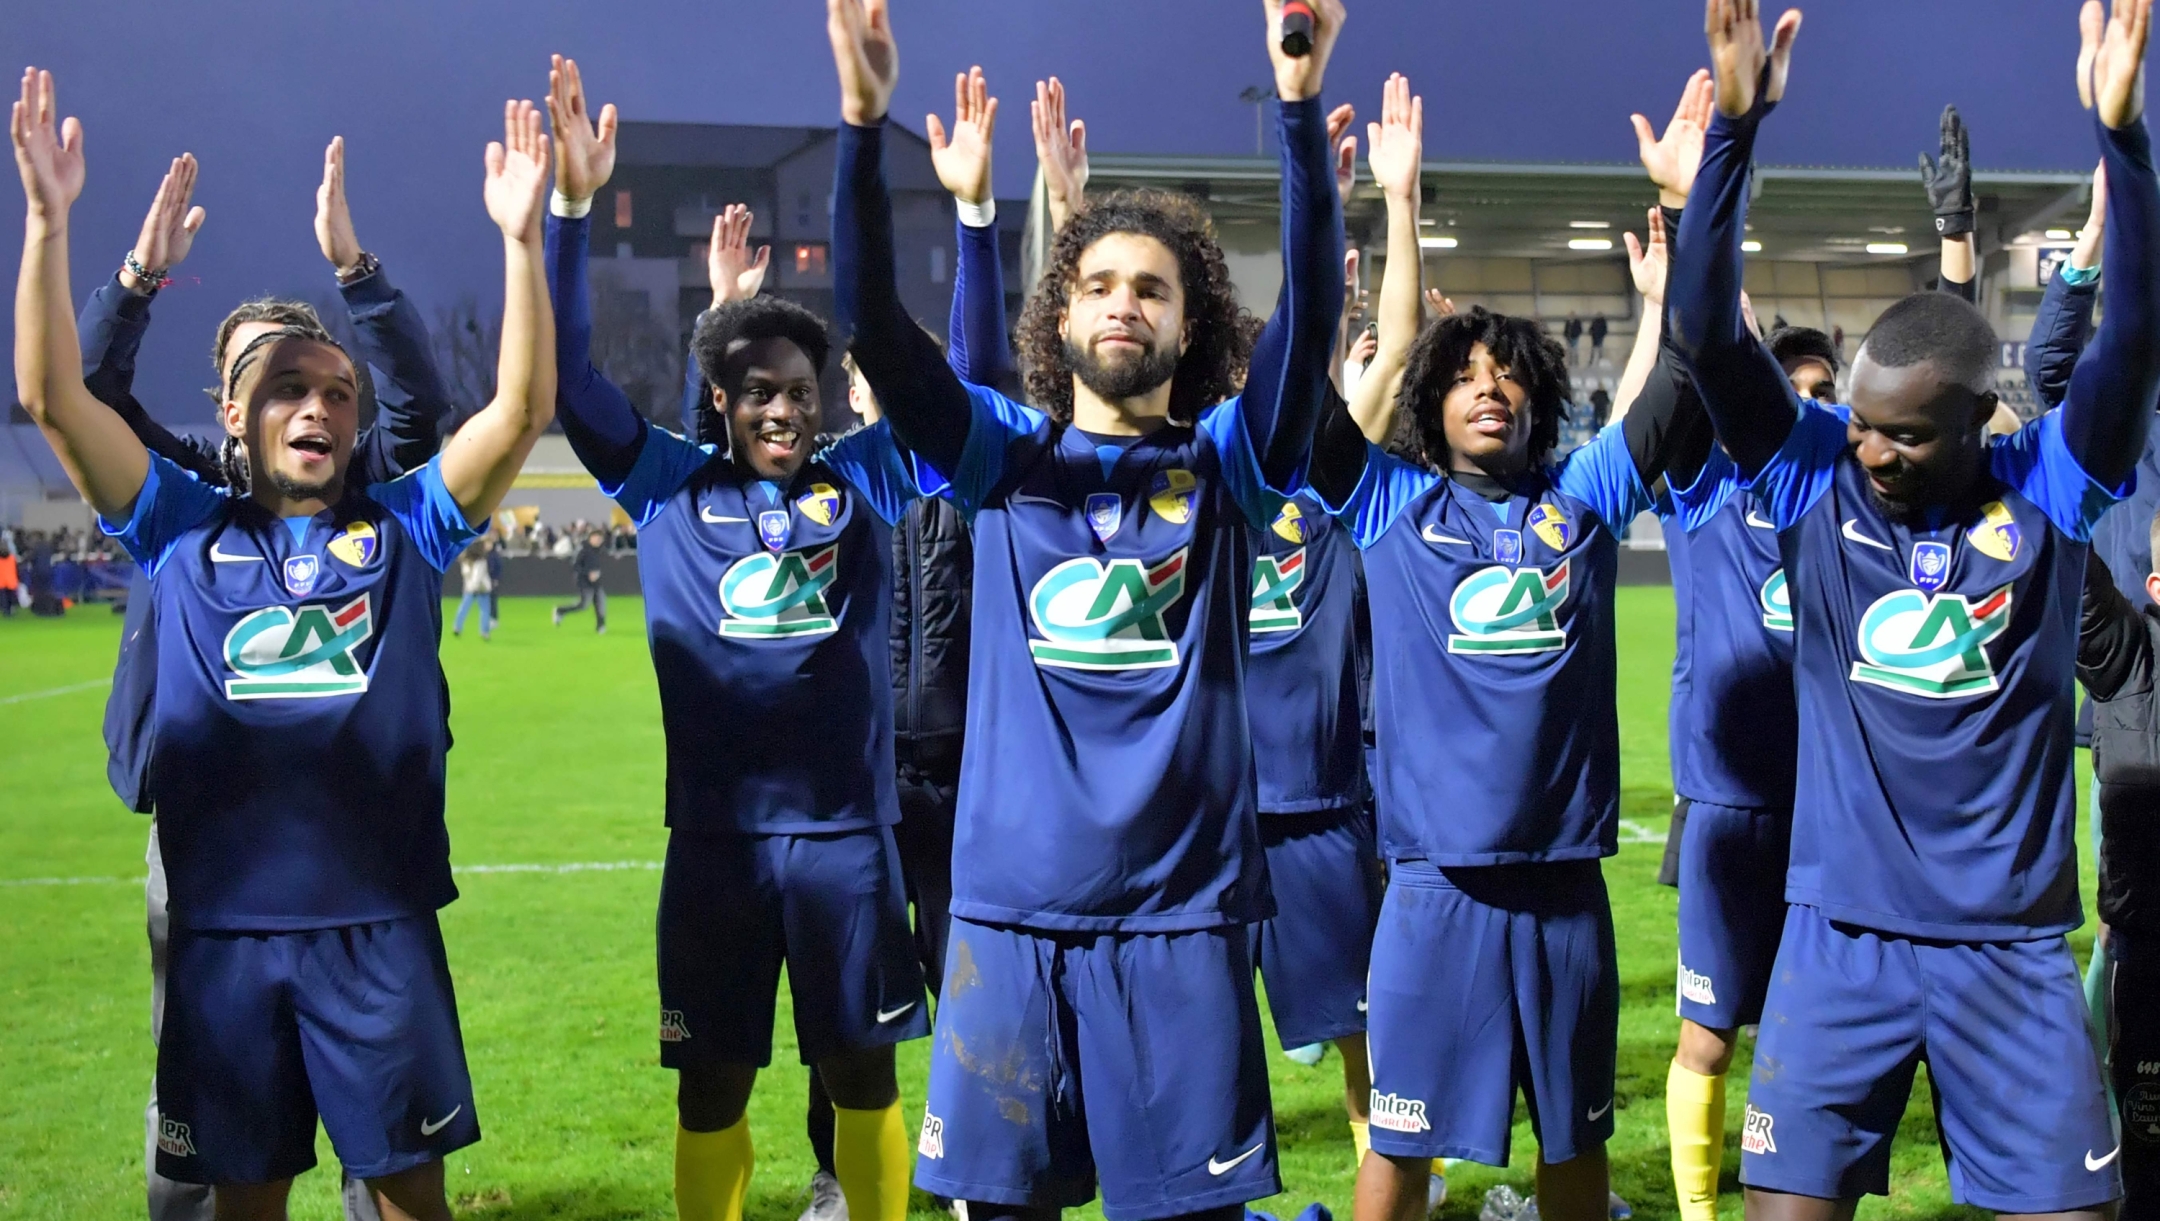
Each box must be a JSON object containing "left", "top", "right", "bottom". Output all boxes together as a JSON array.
[
  {"left": 1967, "top": 500, "right": 2021, "bottom": 562},
  {"left": 797, "top": 483, "right": 841, "bottom": 527},
  {"left": 282, "top": 553, "right": 320, "bottom": 596},
  {"left": 1760, "top": 569, "right": 1793, "bottom": 632},
  {"left": 1448, "top": 560, "right": 1570, "bottom": 655},
  {"left": 222, "top": 594, "right": 373, "bottom": 700},
  {"left": 757, "top": 510, "right": 792, "bottom": 552},
  {"left": 1529, "top": 503, "right": 1571, "bottom": 551},
  {"left": 718, "top": 544, "right": 839, "bottom": 638},
  {"left": 1027, "top": 549, "right": 1188, "bottom": 670},
  {"left": 1851, "top": 583, "right": 2012, "bottom": 699},
  {"left": 327, "top": 521, "right": 378, "bottom": 568},
  {"left": 1271, "top": 500, "right": 1310, "bottom": 544},
  {"left": 1493, "top": 528, "right": 1524, "bottom": 566},
  {"left": 1085, "top": 493, "right": 1123, "bottom": 543},
  {"left": 1148, "top": 469, "right": 1198, "bottom": 525},
  {"left": 1250, "top": 548, "right": 1307, "bottom": 634},
  {"left": 1910, "top": 540, "right": 1952, "bottom": 592}
]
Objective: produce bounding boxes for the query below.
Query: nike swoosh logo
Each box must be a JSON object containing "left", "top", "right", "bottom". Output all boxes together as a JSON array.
[
  {"left": 1585, "top": 1100, "right": 1613, "bottom": 1122},
  {"left": 1745, "top": 508, "right": 1776, "bottom": 530},
  {"left": 419, "top": 1104, "right": 462, "bottom": 1137},
  {"left": 209, "top": 541, "right": 263, "bottom": 563},
  {"left": 1355, "top": 998, "right": 1368, "bottom": 1012},
  {"left": 1420, "top": 524, "right": 1472, "bottom": 546},
  {"left": 1207, "top": 1142, "right": 1265, "bottom": 1176},
  {"left": 700, "top": 507, "right": 749, "bottom": 524},
  {"left": 876, "top": 1001, "right": 917, "bottom": 1024},
  {"left": 2088, "top": 1145, "right": 2121, "bottom": 1171},
  {"left": 1840, "top": 519, "right": 1894, "bottom": 551}
]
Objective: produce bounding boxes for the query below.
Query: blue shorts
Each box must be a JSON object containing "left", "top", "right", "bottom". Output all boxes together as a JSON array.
[
  {"left": 1366, "top": 861, "right": 1616, "bottom": 1167},
  {"left": 1674, "top": 800, "right": 1790, "bottom": 1028},
  {"left": 1249, "top": 805, "right": 1382, "bottom": 1047},
  {"left": 657, "top": 826, "right": 929, "bottom": 1068},
  {"left": 916, "top": 918, "right": 1279, "bottom": 1221},
  {"left": 155, "top": 915, "right": 479, "bottom": 1185},
  {"left": 1741, "top": 905, "right": 2118, "bottom": 1212}
]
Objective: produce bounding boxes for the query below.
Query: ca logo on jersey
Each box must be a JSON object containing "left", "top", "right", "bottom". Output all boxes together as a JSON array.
[
  {"left": 1027, "top": 549, "right": 1188, "bottom": 670},
  {"left": 1448, "top": 560, "right": 1570, "bottom": 655},
  {"left": 1760, "top": 569, "right": 1793, "bottom": 632},
  {"left": 719, "top": 544, "right": 840, "bottom": 638},
  {"left": 1850, "top": 583, "right": 2012, "bottom": 699},
  {"left": 1250, "top": 548, "right": 1306, "bottom": 634},
  {"left": 222, "top": 595, "right": 373, "bottom": 700}
]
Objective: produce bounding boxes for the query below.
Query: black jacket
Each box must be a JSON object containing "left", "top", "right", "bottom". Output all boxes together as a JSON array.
[
  {"left": 890, "top": 493, "right": 971, "bottom": 762},
  {"left": 2077, "top": 550, "right": 2160, "bottom": 932}
]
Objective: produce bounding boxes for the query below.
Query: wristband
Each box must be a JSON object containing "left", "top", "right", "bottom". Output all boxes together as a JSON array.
[
  {"left": 551, "top": 191, "right": 594, "bottom": 220},
  {"left": 122, "top": 250, "right": 167, "bottom": 295},
  {"left": 335, "top": 251, "right": 380, "bottom": 285},
  {"left": 2062, "top": 262, "right": 2101, "bottom": 287},
  {"left": 956, "top": 197, "right": 996, "bottom": 228},
  {"left": 1933, "top": 210, "right": 1975, "bottom": 238}
]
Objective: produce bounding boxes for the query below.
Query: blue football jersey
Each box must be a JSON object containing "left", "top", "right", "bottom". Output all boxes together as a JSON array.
[
  {"left": 936, "top": 383, "right": 1284, "bottom": 931},
  {"left": 102, "top": 453, "right": 478, "bottom": 931},
  {"left": 1246, "top": 491, "right": 1367, "bottom": 814},
  {"left": 1667, "top": 446, "right": 1798, "bottom": 810},
  {"left": 1754, "top": 407, "right": 2121, "bottom": 939},
  {"left": 607, "top": 423, "right": 921, "bottom": 836},
  {"left": 1655, "top": 489, "right": 1701, "bottom": 803},
  {"left": 1332, "top": 425, "right": 1653, "bottom": 864}
]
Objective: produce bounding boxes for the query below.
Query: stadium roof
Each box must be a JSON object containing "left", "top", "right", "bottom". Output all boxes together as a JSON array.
[{"left": 1086, "top": 153, "right": 2094, "bottom": 265}]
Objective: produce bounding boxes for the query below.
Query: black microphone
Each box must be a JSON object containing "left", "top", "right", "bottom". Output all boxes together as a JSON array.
[{"left": 1280, "top": 0, "right": 1316, "bottom": 56}]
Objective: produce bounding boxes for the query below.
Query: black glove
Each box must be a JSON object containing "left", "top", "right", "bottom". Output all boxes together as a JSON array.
[{"left": 1920, "top": 104, "right": 1975, "bottom": 237}]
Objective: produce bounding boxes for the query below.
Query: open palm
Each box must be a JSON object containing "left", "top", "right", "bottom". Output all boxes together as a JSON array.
[
  {"left": 546, "top": 55, "right": 617, "bottom": 202},
  {"left": 485, "top": 101, "right": 550, "bottom": 240},
  {"left": 131, "top": 153, "right": 206, "bottom": 277},
  {"left": 1366, "top": 74, "right": 1423, "bottom": 201},
  {"left": 1032, "top": 77, "right": 1088, "bottom": 220},
  {"left": 2086, "top": 0, "right": 2153, "bottom": 130},
  {"left": 1633, "top": 69, "right": 1713, "bottom": 205},
  {"left": 928, "top": 67, "right": 996, "bottom": 206},
  {"left": 708, "top": 204, "right": 771, "bottom": 305},
  {"left": 11, "top": 69, "right": 84, "bottom": 221},
  {"left": 828, "top": 0, "right": 899, "bottom": 125}
]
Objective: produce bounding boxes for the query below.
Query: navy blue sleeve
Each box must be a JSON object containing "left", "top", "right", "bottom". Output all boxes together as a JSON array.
[
  {"left": 821, "top": 420, "right": 924, "bottom": 527},
  {"left": 545, "top": 211, "right": 650, "bottom": 487},
  {"left": 948, "top": 215, "right": 1013, "bottom": 387},
  {"left": 2060, "top": 115, "right": 2160, "bottom": 490},
  {"left": 1325, "top": 442, "right": 1441, "bottom": 549},
  {"left": 78, "top": 278, "right": 227, "bottom": 484},
  {"left": 341, "top": 265, "right": 450, "bottom": 483},
  {"left": 681, "top": 324, "right": 708, "bottom": 439},
  {"left": 1990, "top": 410, "right": 2124, "bottom": 541},
  {"left": 1667, "top": 104, "right": 1804, "bottom": 479},
  {"left": 97, "top": 452, "right": 227, "bottom": 575},
  {"left": 1555, "top": 423, "right": 1655, "bottom": 537},
  {"left": 608, "top": 425, "right": 717, "bottom": 527},
  {"left": 2027, "top": 269, "right": 2099, "bottom": 411},
  {"left": 1236, "top": 97, "right": 1346, "bottom": 491},
  {"left": 833, "top": 120, "right": 975, "bottom": 478}
]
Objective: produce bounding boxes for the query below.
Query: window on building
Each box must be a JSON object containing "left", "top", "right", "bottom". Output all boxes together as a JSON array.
[
  {"left": 614, "top": 190, "right": 633, "bottom": 229},
  {"left": 795, "top": 244, "right": 828, "bottom": 275}
]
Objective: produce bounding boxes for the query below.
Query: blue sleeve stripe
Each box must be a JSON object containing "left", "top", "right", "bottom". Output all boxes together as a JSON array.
[
  {"left": 1555, "top": 422, "right": 1654, "bottom": 538},
  {"left": 368, "top": 456, "right": 481, "bottom": 573},
  {"left": 99, "top": 452, "right": 223, "bottom": 576},
  {"left": 1200, "top": 397, "right": 1277, "bottom": 530},
  {"left": 821, "top": 422, "right": 919, "bottom": 527},
  {"left": 1323, "top": 444, "right": 1434, "bottom": 549},
  {"left": 1992, "top": 409, "right": 2128, "bottom": 542}
]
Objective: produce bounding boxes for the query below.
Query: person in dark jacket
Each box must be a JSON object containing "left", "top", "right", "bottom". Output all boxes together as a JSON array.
[
  {"left": 552, "top": 528, "right": 609, "bottom": 633},
  {"left": 78, "top": 144, "right": 451, "bottom": 1221}
]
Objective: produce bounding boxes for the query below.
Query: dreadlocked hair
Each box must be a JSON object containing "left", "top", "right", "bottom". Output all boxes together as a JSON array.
[
  {"left": 206, "top": 298, "right": 330, "bottom": 400},
  {"left": 1395, "top": 306, "right": 1571, "bottom": 471},
  {"left": 1016, "top": 189, "right": 1253, "bottom": 425}
]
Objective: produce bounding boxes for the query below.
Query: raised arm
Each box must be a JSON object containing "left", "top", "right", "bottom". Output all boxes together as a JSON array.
[
  {"left": 1667, "top": 0, "right": 1804, "bottom": 478},
  {"left": 541, "top": 55, "right": 648, "bottom": 487},
  {"left": 1345, "top": 73, "right": 1422, "bottom": 444},
  {"left": 2079, "top": 547, "right": 2151, "bottom": 700},
  {"left": 2027, "top": 165, "right": 2105, "bottom": 409},
  {"left": 1616, "top": 70, "right": 1712, "bottom": 421},
  {"left": 930, "top": 66, "right": 1014, "bottom": 387},
  {"left": 1032, "top": 77, "right": 1088, "bottom": 235},
  {"left": 2060, "top": 0, "right": 2160, "bottom": 489},
  {"left": 1921, "top": 104, "right": 1979, "bottom": 302},
  {"left": 11, "top": 69, "right": 150, "bottom": 520},
  {"left": 683, "top": 201, "right": 772, "bottom": 437},
  {"left": 436, "top": 101, "right": 556, "bottom": 524}
]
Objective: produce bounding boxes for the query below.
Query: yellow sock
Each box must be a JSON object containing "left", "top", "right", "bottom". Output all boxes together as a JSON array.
[
  {"left": 1350, "top": 1119, "right": 1370, "bottom": 1170},
  {"left": 833, "top": 1099, "right": 911, "bottom": 1221},
  {"left": 1666, "top": 1059, "right": 1726, "bottom": 1221},
  {"left": 676, "top": 1118, "right": 753, "bottom": 1221}
]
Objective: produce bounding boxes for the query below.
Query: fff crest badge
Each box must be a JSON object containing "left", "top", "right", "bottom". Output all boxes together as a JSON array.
[
  {"left": 1910, "top": 540, "right": 1952, "bottom": 592},
  {"left": 282, "top": 553, "right": 321, "bottom": 597},
  {"left": 327, "top": 521, "right": 378, "bottom": 568},
  {"left": 1493, "top": 528, "right": 1524, "bottom": 567},
  {"left": 1085, "top": 493, "right": 1123, "bottom": 543},
  {"left": 757, "top": 510, "right": 793, "bottom": 552}
]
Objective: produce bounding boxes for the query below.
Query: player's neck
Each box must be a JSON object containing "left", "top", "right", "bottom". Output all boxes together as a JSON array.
[{"left": 1070, "top": 379, "right": 1173, "bottom": 437}]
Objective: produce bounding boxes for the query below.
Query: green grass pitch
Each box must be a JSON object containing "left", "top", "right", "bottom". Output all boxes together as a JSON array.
[{"left": 0, "top": 589, "right": 2096, "bottom": 1219}]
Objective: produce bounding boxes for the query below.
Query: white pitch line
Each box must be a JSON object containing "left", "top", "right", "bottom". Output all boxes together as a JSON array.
[
  {"left": 1617, "top": 818, "right": 1668, "bottom": 844},
  {"left": 0, "top": 678, "right": 111, "bottom": 706},
  {"left": 0, "top": 860, "right": 665, "bottom": 889}
]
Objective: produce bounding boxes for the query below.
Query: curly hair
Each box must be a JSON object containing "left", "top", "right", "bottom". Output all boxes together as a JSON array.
[
  {"left": 1395, "top": 306, "right": 1571, "bottom": 471},
  {"left": 693, "top": 295, "right": 832, "bottom": 395},
  {"left": 1016, "top": 189, "right": 1254, "bottom": 425}
]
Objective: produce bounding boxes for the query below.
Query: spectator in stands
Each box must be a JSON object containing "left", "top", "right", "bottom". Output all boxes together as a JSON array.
[
  {"left": 1589, "top": 312, "right": 1609, "bottom": 363},
  {"left": 1564, "top": 312, "right": 1584, "bottom": 364},
  {"left": 1589, "top": 387, "right": 1613, "bottom": 429},
  {"left": 454, "top": 538, "right": 494, "bottom": 641},
  {"left": 0, "top": 535, "right": 16, "bottom": 616},
  {"left": 553, "top": 528, "right": 609, "bottom": 633},
  {"left": 25, "top": 530, "right": 59, "bottom": 616}
]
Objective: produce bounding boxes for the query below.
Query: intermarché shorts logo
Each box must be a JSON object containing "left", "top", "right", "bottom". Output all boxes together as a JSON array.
[
  {"left": 1741, "top": 1104, "right": 1777, "bottom": 1155},
  {"left": 1368, "top": 1090, "right": 1431, "bottom": 1133},
  {"left": 221, "top": 595, "right": 373, "bottom": 700},
  {"left": 1026, "top": 549, "right": 1189, "bottom": 671},
  {"left": 718, "top": 544, "right": 840, "bottom": 638}
]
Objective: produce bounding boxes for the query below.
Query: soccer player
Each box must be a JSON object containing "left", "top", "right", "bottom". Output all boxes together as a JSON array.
[
  {"left": 1666, "top": 0, "right": 2160, "bottom": 1215},
  {"left": 827, "top": 0, "right": 1344, "bottom": 1215},
  {"left": 77, "top": 141, "right": 456, "bottom": 1221},
  {"left": 12, "top": 73, "right": 557, "bottom": 1221},
  {"left": 541, "top": 55, "right": 929, "bottom": 1221}
]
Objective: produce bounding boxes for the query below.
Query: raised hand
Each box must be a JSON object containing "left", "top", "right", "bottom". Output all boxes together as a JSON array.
[
  {"left": 1624, "top": 205, "right": 1669, "bottom": 305},
  {"left": 1918, "top": 105, "right": 1974, "bottom": 236},
  {"left": 828, "top": 0, "right": 899, "bottom": 126},
  {"left": 315, "top": 136, "right": 364, "bottom": 274},
  {"left": 10, "top": 68, "right": 84, "bottom": 225},
  {"left": 1326, "top": 103, "right": 1357, "bottom": 201},
  {"left": 1704, "top": 0, "right": 1802, "bottom": 119},
  {"left": 1264, "top": 0, "right": 1347, "bottom": 103},
  {"left": 708, "top": 204, "right": 770, "bottom": 306},
  {"left": 1366, "top": 74, "right": 1422, "bottom": 202},
  {"left": 546, "top": 55, "right": 617, "bottom": 202},
  {"left": 2084, "top": 0, "right": 2152, "bottom": 130},
  {"left": 928, "top": 66, "right": 996, "bottom": 206},
  {"left": 1031, "top": 77, "right": 1088, "bottom": 229},
  {"left": 1424, "top": 287, "right": 1455, "bottom": 318},
  {"left": 1347, "top": 324, "right": 1378, "bottom": 368},
  {"left": 484, "top": 100, "right": 551, "bottom": 242},
  {"left": 1632, "top": 68, "right": 1713, "bottom": 207},
  {"left": 124, "top": 153, "right": 206, "bottom": 290}
]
